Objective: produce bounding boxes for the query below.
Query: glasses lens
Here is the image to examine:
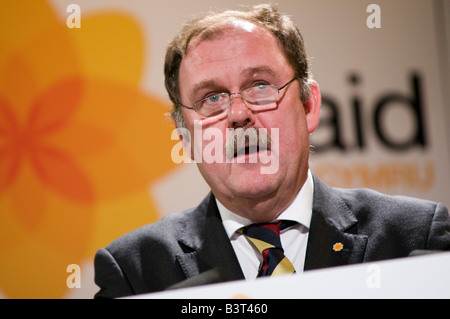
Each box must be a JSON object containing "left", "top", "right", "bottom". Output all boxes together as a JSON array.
[
  {"left": 196, "top": 93, "right": 229, "bottom": 117},
  {"left": 243, "top": 85, "right": 278, "bottom": 106},
  {"left": 193, "top": 84, "right": 281, "bottom": 118}
]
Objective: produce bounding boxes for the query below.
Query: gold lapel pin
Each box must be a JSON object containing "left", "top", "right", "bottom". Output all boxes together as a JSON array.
[{"left": 333, "top": 242, "right": 344, "bottom": 252}]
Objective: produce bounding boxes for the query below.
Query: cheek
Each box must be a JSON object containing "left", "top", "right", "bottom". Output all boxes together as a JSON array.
[
  {"left": 266, "top": 104, "right": 309, "bottom": 156},
  {"left": 265, "top": 99, "right": 307, "bottom": 132}
]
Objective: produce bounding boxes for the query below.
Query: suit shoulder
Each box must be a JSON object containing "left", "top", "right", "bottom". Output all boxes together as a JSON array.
[
  {"left": 334, "top": 185, "right": 450, "bottom": 252},
  {"left": 335, "top": 186, "right": 438, "bottom": 218},
  {"left": 330, "top": 186, "right": 445, "bottom": 244},
  {"left": 104, "top": 208, "right": 196, "bottom": 256},
  {"left": 313, "top": 175, "right": 439, "bottom": 222},
  {"left": 100, "top": 192, "right": 213, "bottom": 259}
]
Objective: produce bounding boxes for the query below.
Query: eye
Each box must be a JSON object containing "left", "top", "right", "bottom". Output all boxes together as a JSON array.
[
  {"left": 197, "top": 93, "right": 225, "bottom": 109},
  {"left": 244, "top": 82, "right": 271, "bottom": 96},
  {"left": 254, "top": 84, "right": 270, "bottom": 91},
  {"left": 251, "top": 81, "right": 270, "bottom": 88},
  {"left": 205, "top": 94, "right": 221, "bottom": 103}
]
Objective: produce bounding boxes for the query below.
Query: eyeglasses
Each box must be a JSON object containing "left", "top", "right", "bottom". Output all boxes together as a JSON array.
[{"left": 179, "top": 77, "right": 297, "bottom": 118}]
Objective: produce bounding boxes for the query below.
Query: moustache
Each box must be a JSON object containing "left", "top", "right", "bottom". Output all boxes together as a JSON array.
[{"left": 225, "top": 127, "right": 272, "bottom": 162}]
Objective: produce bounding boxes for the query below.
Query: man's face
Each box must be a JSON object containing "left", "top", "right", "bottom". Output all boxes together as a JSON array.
[{"left": 178, "top": 21, "right": 320, "bottom": 220}]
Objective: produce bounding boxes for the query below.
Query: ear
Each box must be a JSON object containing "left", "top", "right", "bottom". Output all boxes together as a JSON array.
[{"left": 303, "top": 80, "right": 321, "bottom": 134}]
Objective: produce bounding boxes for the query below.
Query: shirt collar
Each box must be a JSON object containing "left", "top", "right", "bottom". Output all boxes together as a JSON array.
[{"left": 217, "top": 169, "right": 314, "bottom": 239}]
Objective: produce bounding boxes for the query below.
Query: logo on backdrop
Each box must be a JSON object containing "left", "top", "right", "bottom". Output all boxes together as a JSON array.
[
  {"left": 314, "top": 72, "right": 425, "bottom": 152},
  {"left": 310, "top": 71, "right": 434, "bottom": 192}
]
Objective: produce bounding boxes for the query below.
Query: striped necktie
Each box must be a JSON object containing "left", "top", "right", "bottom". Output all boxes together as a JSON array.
[{"left": 239, "top": 221, "right": 296, "bottom": 277}]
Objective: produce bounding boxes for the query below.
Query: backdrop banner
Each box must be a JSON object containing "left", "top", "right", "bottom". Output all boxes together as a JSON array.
[{"left": 0, "top": 0, "right": 448, "bottom": 298}]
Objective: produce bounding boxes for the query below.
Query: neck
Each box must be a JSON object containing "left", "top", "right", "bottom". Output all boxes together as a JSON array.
[{"left": 215, "top": 170, "right": 308, "bottom": 223}]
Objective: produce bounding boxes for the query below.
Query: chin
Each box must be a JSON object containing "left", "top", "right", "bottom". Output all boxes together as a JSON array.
[{"left": 229, "top": 175, "right": 281, "bottom": 199}]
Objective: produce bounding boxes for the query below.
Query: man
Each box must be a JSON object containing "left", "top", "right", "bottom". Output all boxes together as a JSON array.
[{"left": 93, "top": 4, "right": 450, "bottom": 298}]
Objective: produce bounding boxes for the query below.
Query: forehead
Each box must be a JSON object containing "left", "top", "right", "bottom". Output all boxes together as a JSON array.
[
  {"left": 185, "top": 22, "right": 282, "bottom": 64},
  {"left": 179, "top": 22, "right": 290, "bottom": 93}
]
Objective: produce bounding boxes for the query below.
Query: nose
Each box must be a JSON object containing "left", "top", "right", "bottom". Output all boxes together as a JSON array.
[{"left": 227, "top": 94, "right": 256, "bottom": 129}]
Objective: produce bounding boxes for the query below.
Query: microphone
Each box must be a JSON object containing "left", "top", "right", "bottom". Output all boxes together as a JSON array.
[{"left": 166, "top": 268, "right": 226, "bottom": 290}]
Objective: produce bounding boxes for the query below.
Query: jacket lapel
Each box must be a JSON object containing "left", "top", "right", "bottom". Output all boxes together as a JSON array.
[
  {"left": 304, "top": 175, "right": 368, "bottom": 270},
  {"left": 175, "top": 175, "right": 369, "bottom": 278},
  {"left": 175, "top": 193, "right": 245, "bottom": 282}
]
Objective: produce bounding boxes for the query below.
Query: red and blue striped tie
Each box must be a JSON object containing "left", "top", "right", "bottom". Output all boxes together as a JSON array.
[{"left": 240, "top": 221, "right": 296, "bottom": 277}]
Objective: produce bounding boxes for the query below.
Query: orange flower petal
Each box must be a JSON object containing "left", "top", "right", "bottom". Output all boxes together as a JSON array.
[
  {"left": 0, "top": 1, "right": 59, "bottom": 50},
  {"left": 0, "top": 98, "right": 17, "bottom": 134},
  {"left": 29, "top": 144, "right": 95, "bottom": 204},
  {"left": 0, "top": 1, "right": 179, "bottom": 299},
  {"left": 9, "top": 162, "right": 47, "bottom": 231},
  {"left": 48, "top": 121, "right": 114, "bottom": 157},
  {"left": 28, "top": 77, "right": 83, "bottom": 135},
  {"left": 0, "top": 146, "right": 20, "bottom": 192},
  {"left": 68, "top": 12, "right": 144, "bottom": 86},
  {"left": 0, "top": 239, "right": 81, "bottom": 298},
  {"left": 1, "top": 52, "right": 37, "bottom": 123},
  {"left": 22, "top": 24, "right": 80, "bottom": 96},
  {"left": 72, "top": 78, "right": 176, "bottom": 198}
]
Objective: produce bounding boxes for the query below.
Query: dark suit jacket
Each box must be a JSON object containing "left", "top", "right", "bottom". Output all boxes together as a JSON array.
[{"left": 93, "top": 175, "right": 450, "bottom": 298}]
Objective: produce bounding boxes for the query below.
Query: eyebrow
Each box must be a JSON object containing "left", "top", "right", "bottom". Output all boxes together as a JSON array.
[
  {"left": 189, "top": 65, "right": 278, "bottom": 102},
  {"left": 191, "top": 79, "right": 218, "bottom": 102},
  {"left": 241, "top": 65, "right": 277, "bottom": 78}
]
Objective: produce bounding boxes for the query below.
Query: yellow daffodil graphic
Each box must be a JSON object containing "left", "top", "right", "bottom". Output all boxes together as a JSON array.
[{"left": 0, "top": 1, "right": 176, "bottom": 298}]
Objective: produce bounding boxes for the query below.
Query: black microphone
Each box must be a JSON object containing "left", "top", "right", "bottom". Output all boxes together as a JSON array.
[{"left": 166, "top": 268, "right": 226, "bottom": 290}]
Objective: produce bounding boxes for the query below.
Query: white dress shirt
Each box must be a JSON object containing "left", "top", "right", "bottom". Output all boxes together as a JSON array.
[{"left": 216, "top": 170, "right": 314, "bottom": 280}]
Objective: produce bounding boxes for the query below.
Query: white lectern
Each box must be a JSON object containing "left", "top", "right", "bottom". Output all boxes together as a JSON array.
[{"left": 129, "top": 252, "right": 450, "bottom": 299}]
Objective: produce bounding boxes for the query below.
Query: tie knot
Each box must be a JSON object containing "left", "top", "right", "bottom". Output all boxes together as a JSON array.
[
  {"left": 238, "top": 221, "right": 297, "bottom": 277},
  {"left": 240, "top": 221, "right": 296, "bottom": 253}
]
